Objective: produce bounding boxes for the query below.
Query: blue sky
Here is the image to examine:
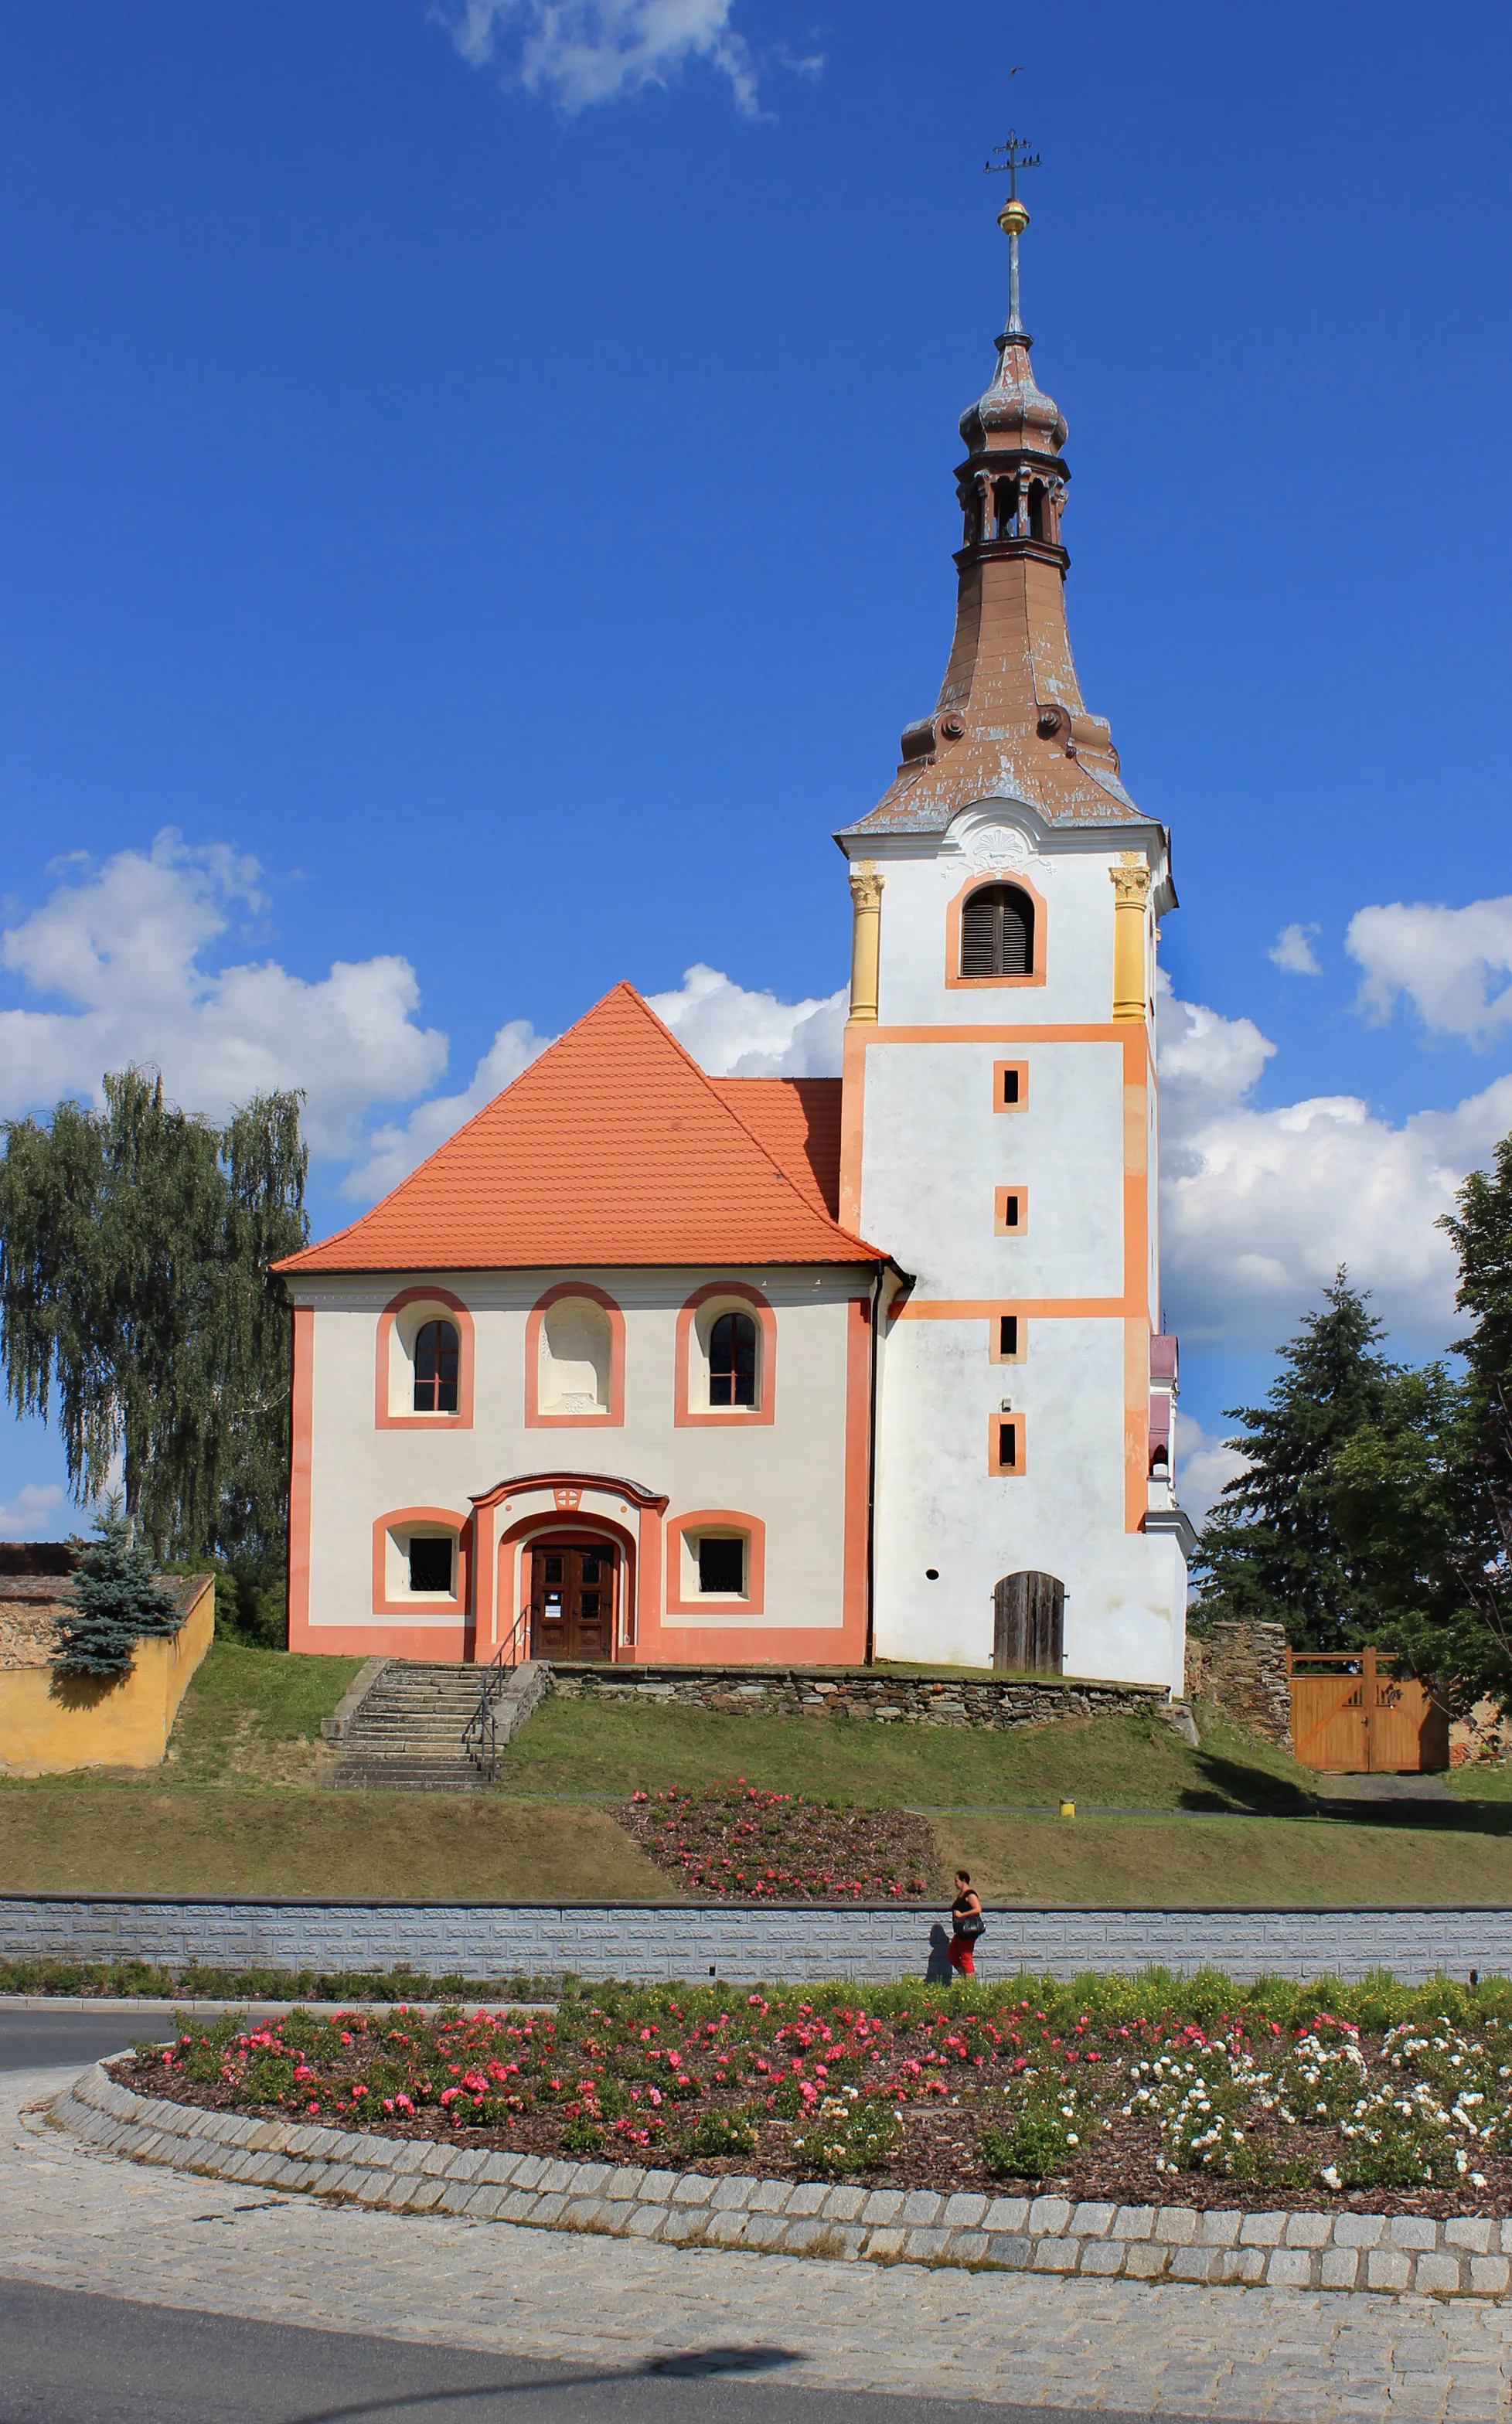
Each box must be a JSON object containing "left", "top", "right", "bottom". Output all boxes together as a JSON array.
[{"left": 2, "top": 0, "right": 1510, "bottom": 1530}]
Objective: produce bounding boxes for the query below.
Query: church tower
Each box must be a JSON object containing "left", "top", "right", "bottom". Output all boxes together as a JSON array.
[{"left": 836, "top": 164, "right": 1193, "bottom": 1690}]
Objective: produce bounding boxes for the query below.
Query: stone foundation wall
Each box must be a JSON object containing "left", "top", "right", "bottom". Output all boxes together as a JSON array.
[
  {"left": 5, "top": 1892, "right": 1510, "bottom": 1985},
  {"left": 0, "top": 1605, "right": 60, "bottom": 1670},
  {"left": 1184, "top": 1622, "right": 1292, "bottom": 1747},
  {"left": 550, "top": 1662, "right": 1166, "bottom": 1728}
]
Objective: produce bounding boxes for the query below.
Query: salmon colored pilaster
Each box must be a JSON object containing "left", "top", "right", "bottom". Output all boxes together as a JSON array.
[
  {"left": 473, "top": 1498, "right": 497, "bottom": 1650},
  {"left": 1122, "top": 1025, "right": 1151, "bottom": 1532},
  {"left": 839, "top": 1020, "right": 868, "bottom": 1235},
  {"left": 839, "top": 1291, "right": 871, "bottom": 1657},
  {"left": 632, "top": 1500, "right": 662, "bottom": 1656},
  {"left": 287, "top": 1304, "right": 314, "bottom": 1653}
]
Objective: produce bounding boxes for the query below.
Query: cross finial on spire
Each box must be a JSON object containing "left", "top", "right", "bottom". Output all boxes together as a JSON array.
[
  {"left": 984, "top": 128, "right": 1040, "bottom": 336},
  {"left": 984, "top": 128, "right": 1040, "bottom": 201}
]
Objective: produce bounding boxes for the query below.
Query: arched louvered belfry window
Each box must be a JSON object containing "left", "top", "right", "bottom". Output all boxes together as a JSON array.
[
  {"left": 413, "top": 1319, "right": 460, "bottom": 1414},
  {"left": 960, "top": 883, "right": 1034, "bottom": 978}
]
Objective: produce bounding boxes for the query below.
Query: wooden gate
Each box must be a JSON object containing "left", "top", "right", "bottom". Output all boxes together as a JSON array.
[
  {"left": 993, "top": 1571, "right": 1064, "bottom": 1673},
  {"left": 1288, "top": 1648, "right": 1449, "bottom": 1773}
]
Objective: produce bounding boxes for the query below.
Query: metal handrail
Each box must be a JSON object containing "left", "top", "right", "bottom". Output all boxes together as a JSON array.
[{"left": 461, "top": 1603, "right": 532, "bottom": 1782}]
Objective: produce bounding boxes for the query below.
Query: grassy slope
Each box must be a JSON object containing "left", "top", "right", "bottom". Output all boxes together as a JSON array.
[
  {"left": 500, "top": 1696, "right": 1318, "bottom": 1812},
  {"left": 0, "top": 1786, "right": 676, "bottom": 1899},
  {"left": 165, "top": 1643, "right": 366, "bottom": 1784},
  {"left": 938, "top": 1809, "right": 1512, "bottom": 1906}
]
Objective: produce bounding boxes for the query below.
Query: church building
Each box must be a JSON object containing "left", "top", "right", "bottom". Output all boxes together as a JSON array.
[{"left": 276, "top": 189, "right": 1194, "bottom": 1693}]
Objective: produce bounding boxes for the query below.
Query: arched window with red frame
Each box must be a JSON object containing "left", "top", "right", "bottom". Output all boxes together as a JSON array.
[
  {"left": 709, "top": 1311, "right": 758, "bottom": 1408},
  {"left": 413, "top": 1319, "right": 460, "bottom": 1414}
]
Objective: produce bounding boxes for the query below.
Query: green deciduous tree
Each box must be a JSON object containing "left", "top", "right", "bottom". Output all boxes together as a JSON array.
[{"left": 0, "top": 1070, "right": 308, "bottom": 1574}]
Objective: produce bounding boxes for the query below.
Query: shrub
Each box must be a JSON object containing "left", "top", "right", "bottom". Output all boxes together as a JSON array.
[{"left": 54, "top": 1502, "right": 183, "bottom": 1678}]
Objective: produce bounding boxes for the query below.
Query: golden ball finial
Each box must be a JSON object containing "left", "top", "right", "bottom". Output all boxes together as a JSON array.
[{"left": 997, "top": 196, "right": 1030, "bottom": 238}]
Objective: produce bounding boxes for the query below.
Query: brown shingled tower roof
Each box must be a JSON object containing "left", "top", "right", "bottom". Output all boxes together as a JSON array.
[
  {"left": 278, "top": 985, "right": 877, "bottom": 1275},
  {"left": 839, "top": 189, "right": 1145, "bottom": 842}
]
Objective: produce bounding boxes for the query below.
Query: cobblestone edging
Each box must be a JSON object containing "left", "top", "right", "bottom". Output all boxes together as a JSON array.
[
  {"left": 52, "top": 2060, "right": 1512, "bottom": 2300},
  {"left": 5, "top": 1895, "right": 1512, "bottom": 1983},
  {"left": 550, "top": 1661, "right": 1166, "bottom": 1728}
]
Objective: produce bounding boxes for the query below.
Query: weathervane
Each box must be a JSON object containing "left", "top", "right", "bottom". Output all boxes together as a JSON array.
[{"left": 984, "top": 128, "right": 1040, "bottom": 335}]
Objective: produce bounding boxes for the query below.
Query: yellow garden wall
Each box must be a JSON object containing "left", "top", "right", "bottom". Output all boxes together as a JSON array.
[{"left": 0, "top": 1575, "right": 214, "bottom": 1775}]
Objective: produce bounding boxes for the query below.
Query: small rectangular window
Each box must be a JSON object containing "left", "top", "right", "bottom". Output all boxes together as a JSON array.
[
  {"left": 989, "top": 1415, "right": 1026, "bottom": 1476},
  {"left": 990, "top": 1310, "right": 1025, "bottom": 1363},
  {"left": 993, "top": 1060, "right": 1028, "bottom": 1112},
  {"left": 408, "top": 1536, "right": 453, "bottom": 1594},
  {"left": 697, "top": 1536, "right": 745, "bottom": 1594},
  {"left": 995, "top": 1186, "right": 1028, "bottom": 1234}
]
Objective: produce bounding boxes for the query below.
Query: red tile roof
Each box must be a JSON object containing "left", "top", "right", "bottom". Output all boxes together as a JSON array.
[
  {"left": 711, "top": 1078, "right": 841, "bottom": 1221},
  {"left": 278, "top": 986, "right": 875, "bottom": 1275}
]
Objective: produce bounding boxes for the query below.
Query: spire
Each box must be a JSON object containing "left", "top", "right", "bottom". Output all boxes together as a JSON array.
[{"left": 839, "top": 155, "right": 1140, "bottom": 841}]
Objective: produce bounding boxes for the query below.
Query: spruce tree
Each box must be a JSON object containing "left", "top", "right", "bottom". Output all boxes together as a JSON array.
[
  {"left": 55, "top": 1501, "right": 183, "bottom": 1678},
  {"left": 1192, "top": 1272, "right": 1398, "bottom": 1647}
]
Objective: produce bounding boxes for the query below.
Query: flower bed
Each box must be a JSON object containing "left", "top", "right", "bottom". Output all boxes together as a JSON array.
[
  {"left": 113, "top": 1971, "right": 1512, "bottom": 2218},
  {"left": 616, "top": 1782, "right": 935, "bottom": 1898}
]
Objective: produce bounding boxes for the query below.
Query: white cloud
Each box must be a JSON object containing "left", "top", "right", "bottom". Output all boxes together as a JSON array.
[
  {"left": 646, "top": 962, "right": 846, "bottom": 1078},
  {"left": 0, "top": 833, "right": 447, "bottom": 1158},
  {"left": 438, "top": 0, "right": 765, "bottom": 114},
  {"left": 341, "top": 1017, "right": 550, "bottom": 1200},
  {"left": 0, "top": 1480, "right": 68, "bottom": 1540},
  {"left": 1269, "top": 921, "right": 1322, "bottom": 975},
  {"left": 1348, "top": 894, "right": 1512, "bottom": 1043},
  {"left": 1156, "top": 968, "right": 1509, "bottom": 1350},
  {"left": 1176, "top": 1419, "right": 1248, "bottom": 1532}
]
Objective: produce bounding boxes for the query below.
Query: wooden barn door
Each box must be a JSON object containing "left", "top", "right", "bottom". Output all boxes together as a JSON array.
[{"left": 993, "top": 1571, "right": 1064, "bottom": 1674}]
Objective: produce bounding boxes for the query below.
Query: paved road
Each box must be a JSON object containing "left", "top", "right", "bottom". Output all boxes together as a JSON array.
[
  {"left": 0, "top": 2006, "right": 174, "bottom": 2075},
  {"left": 5, "top": 2048, "right": 1512, "bottom": 2419},
  {"left": 0, "top": 2275, "right": 1105, "bottom": 2424}
]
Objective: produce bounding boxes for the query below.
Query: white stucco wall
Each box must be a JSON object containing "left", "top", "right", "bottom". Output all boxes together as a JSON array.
[
  {"left": 851, "top": 798, "right": 1186, "bottom": 1692},
  {"left": 295, "top": 1264, "right": 867, "bottom": 1642}
]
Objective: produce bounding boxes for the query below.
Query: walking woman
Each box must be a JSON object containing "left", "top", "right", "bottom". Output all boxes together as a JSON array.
[{"left": 948, "top": 1870, "right": 984, "bottom": 1978}]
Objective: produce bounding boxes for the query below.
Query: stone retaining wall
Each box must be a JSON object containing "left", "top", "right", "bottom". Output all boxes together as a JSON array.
[
  {"left": 53, "top": 2061, "right": 1512, "bottom": 2299},
  {"left": 1185, "top": 1622, "right": 1292, "bottom": 1748},
  {"left": 2, "top": 1892, "right": 1505, "bottom": 1984},
  {"left": 551, "top": 1662, "right": 1167, "bottom": 1728}
]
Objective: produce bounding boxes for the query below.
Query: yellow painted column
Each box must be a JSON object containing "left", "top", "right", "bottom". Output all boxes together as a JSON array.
[
  {"left": 847, "top": 863, "right": 884, "bottom": 1023},
  {"left": 1109, "top": 854, "right": 1152, "bottom": 1022}
]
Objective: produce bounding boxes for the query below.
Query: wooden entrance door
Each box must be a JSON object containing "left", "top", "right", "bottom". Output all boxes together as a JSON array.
[
  {"left": 530, "top": 1541, "right": 616, "bottom": 1661},
  {"left": 993, "top": 1571, "right": 1064, "bottom": 1673}
]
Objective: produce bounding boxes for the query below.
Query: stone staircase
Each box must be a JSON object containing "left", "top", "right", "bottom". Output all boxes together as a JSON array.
[{"left": 331, "top": 1660, "right": 491, "bottom": 1792}]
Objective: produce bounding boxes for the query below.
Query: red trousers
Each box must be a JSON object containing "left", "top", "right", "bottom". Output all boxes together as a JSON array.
[{"left": 948, "top": 1933, "right": 976, "bottom": 1976}]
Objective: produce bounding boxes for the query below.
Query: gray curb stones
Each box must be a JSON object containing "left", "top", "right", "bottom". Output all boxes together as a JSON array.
[{"left": 52, "top": 2061, "right": 1512, "bottom": 2299}]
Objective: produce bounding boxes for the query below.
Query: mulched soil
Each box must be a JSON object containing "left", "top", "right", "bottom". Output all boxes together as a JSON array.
[
  {"left": 107, "top": 2038, "right": 1510, "bottom": 2223},
  {"left": 617, "top": 1783, "right": 937, "bottom": 1899}
]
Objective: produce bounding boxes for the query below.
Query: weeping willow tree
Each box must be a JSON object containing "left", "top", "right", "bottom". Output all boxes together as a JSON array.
[{"left": 0, "top": 1069, "right": 308, "bottom": 1572}]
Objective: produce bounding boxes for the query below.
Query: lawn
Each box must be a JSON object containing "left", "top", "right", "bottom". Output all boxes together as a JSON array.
[
  {"left": 165, "top": 1643, "right": 365, "bottom": 1784},
  {"left": 499, "top": 1694, "right": 1318, "bottom": 1813},
  {"left": 937, "top": 1807, "right": 1512, "bottom": 1906},
  {"left": 0, "top": 1785, "right": 673, "bottom": 1899}
]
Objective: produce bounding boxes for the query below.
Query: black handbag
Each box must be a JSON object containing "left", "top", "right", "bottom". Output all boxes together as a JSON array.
[{"left": 955, "top": 1910, "right": 986, "bottom": 1939}]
